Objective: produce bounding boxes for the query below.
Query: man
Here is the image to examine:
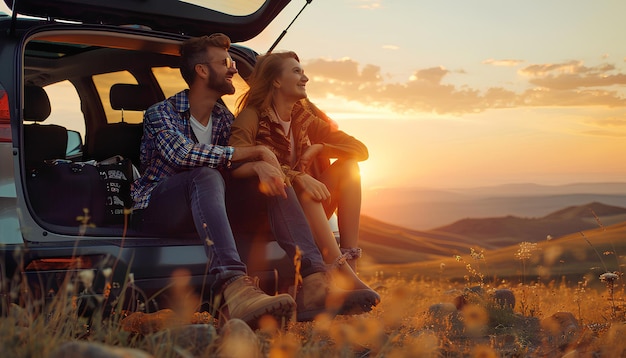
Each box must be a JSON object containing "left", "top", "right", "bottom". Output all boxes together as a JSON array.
[
  {"left": 131, "top": 34, "right": 376, "bottom": 328},
  {"left": 131, "top": 34, "right": 300, "bottom": 328}
]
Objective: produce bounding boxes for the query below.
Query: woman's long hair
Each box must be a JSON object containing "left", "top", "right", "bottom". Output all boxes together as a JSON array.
[{"left": 236, "top": 51, "right": 300, "bottom": 114}]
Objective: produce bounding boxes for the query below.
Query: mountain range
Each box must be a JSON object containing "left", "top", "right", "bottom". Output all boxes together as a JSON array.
[{"left": 361, "top": 182, "right": 626, "bottom": 230}]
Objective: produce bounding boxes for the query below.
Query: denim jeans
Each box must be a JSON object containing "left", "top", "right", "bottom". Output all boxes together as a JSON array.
[
  {"left": 134, "top": 167, "right": 245, "bottom": 293},
  {"left": 226, "top": 177, "right": 326, "bottom": 278},
  {"left": 134, "top": 168, "right": 326, "bottom": 294}
]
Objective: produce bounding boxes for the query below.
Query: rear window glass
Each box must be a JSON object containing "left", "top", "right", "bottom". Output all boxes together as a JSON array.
[
  {"left": 181, "top": 0, "right": 267, "bottom": 16},
  {"left": 152, "top": 67, "right": 250, "bottom": 114},
  {"left": 43, "top": 81, "right": 85, "bottom": 138},
  {"left": 152, "top": 67, "right": 187, "bottom": 99},
  {"left": 93, "top": 71, "right": 143, "bottom": 124}
]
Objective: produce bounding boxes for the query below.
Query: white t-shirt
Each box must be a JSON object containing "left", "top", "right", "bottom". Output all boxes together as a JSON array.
[
  {"left": 278, "top": 117, "right": 296, "bottom": 166},
  {"left": 190, "top": 114, "right": 213, "bottom": 145}
]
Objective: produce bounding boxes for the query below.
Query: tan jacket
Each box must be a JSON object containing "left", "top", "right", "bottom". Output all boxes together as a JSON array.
[{"left": 230, "top": 100, "right": 368, "bottom": 184}]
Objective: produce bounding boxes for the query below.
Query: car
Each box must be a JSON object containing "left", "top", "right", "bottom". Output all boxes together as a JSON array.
[{"left": 0, "top": 0, "right": 333, "bottom": 317}]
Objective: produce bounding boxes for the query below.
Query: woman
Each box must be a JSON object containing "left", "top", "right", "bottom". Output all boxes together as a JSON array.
[{"left": 230, "top": 51, "right": 376, "bottom": 297}]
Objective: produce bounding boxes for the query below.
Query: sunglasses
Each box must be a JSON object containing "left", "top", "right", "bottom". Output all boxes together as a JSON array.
[{"left": 199, "top": 57, "right": 236, "bottom": 70}]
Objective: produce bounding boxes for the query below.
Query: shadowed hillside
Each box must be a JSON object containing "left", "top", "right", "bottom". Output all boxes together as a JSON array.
[
  {"left": 357, "top": 216, "right": 474, "bottom": 264},
  {"left": 359, "top": 202, "right": 626, "bottom": 266},
  {"left": 431, "top": 202, "right": 626, "bottom": 244}
]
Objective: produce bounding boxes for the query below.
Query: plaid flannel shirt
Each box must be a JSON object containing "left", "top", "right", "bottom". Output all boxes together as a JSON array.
[{"left": 131, "top": 89, "right": 235, "bottom": 210}]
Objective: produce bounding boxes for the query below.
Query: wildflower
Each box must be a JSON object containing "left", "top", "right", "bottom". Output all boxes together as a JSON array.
[
  {"left": 454, "top": 255, "right": 462, "bottom": 262},
  {"left": 600, "top": 272, "right": 619, "bottom": 283},
  {"left": 470, "top": 248, "right": 484, "bottom": 260},
  {"left": 515, "top": 242, "right": 538, "bottom": 261},
  {"left": 78, "top": 269, "right": 95, "bottom": 289}
]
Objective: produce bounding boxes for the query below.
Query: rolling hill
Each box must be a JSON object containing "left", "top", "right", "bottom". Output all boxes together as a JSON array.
[
  {"left": 430, "top": 202, "right": 626, "bottom": 245},
  {"left": 358, "top": 202, "right": 626, "bottom": 267}
]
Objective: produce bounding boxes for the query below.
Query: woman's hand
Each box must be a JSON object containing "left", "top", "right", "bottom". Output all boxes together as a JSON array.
[
  {"left": 253, "top": 161, "right": 287, "bottom": 198},
  {"left": 299, "top": 144, "right": 324, "bottom": 172},
  {"left": 293, "top": 173, "right": 330, "bottom": 202}
]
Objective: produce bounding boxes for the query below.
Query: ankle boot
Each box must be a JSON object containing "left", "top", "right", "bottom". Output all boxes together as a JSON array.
[
  {"left": 294, "top": 272, "right": 332, "bottom": 321},
  {"left": 329, "top": 263, "right": 380, "bottom": 315},
  {"left": 218, "top": 276, "right": 296, "bottom": 329},
  {"left": 334, "top": 249, "right": 376, "bottom": 292},
  {"left": 295, "top": 269, "right": 380, "bottom": 321}
]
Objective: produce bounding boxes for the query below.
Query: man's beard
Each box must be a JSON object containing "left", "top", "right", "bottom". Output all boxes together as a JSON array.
[{"left": 208, "top": 67, "right": 235, "bottom": 95}]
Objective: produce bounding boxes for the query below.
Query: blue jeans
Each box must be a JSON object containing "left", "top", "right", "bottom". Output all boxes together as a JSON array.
[
  {"left": 225, "top": 177, "right": 326, "bottom": 278},
  {"left": 134, "top": 167, "right": 245, "bottom": 293},
  {"left": 135, "top": 168, "right": 326, "bottom": 293}
]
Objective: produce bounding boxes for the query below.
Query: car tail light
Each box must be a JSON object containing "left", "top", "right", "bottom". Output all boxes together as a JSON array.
[
  {"left": 0, "top": 90, "right": 10, "bottom": 143},
  {"left": 24, "top": 257, "right": 93, "bottom": 271}
]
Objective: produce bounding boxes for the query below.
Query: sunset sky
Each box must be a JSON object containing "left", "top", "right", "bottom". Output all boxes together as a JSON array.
[
  {"left": 242, "top": 0, "right": 626, "bottom": 190},
  {"left": 4, "top": 1, "right": 626, "bottom": 191}
]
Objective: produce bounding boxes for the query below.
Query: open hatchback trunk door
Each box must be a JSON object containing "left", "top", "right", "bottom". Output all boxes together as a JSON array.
[{"left": 5, "top": 0, "right": 291, "bottom": 41}]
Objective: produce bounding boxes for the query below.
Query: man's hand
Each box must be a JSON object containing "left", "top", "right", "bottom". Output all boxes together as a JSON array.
[
  {"left": 293, "top": 173, "right": 330, "bottom": 202},
  {"left": 298, "top": 144, "right": 324, "bottom": 172},
  {"left": 253, "top": 161, "right": 287, "bottom": 198},
  {"left": 256, "top": 146, "right": 282, "bottom": 171},
  {"left": 231, "top": 145, "right": 281, "bottom": 170}
]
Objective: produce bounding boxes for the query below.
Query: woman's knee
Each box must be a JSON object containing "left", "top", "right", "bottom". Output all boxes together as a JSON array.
[{"left": 330, "top": 159, "right": 361, "bottom": 182}]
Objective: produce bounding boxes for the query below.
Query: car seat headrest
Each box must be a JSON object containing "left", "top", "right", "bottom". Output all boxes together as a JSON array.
[
  {"left": 24, "top": 85, "right": 51, "bottom": 122},
  {"left": 110, "top": 84, "right": 157, "bottom": 112}
]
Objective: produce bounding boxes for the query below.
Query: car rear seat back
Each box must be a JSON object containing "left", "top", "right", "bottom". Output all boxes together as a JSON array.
[
  {"left": 89, "top": 83, "right": 158, "bottom": 169},
  {"left": 23, "top": 85, "right": 68, "bottom": 170}
]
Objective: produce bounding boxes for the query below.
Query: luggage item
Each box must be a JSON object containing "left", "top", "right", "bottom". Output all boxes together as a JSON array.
[
  {"left": 27, "top": 159, "right": 106, "bottom": 226},
  {"left": 26, "top": 156, "right": 133, "bottom": 227},
  {"left": 98, "top": 155, "right": 134, "bottom": 225}
]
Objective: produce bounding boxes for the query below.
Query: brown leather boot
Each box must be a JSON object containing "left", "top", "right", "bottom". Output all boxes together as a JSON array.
[
  {"left": 333, "top": 248, "right": 376, "bottom": 292},
  {"left": 295, "top": 269, "right": 380, "bottom": 321},
  {"left": 295, "top": 272, "right": 332, "bottom": 321},
  {"left": 218, "top": 276, "right": 296, "bottom": 329},
  {"left": 330, "top": 262, "right": 381, "bottom": 315}
]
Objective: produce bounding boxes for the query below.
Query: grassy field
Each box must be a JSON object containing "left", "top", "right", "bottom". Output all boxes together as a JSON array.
[
  {"left": 2, "top": 217, "right": 626, "bottom": 357},
  {"left": 1, "top": 270, "right": 624, "bottom": 357}
]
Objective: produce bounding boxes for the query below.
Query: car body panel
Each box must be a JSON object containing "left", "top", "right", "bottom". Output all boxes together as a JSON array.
[
  {"left": 5, "top": 0, "right": 291, "bottom": 42},
  {"left": 0, "top": 0, "right": 318, "bottom": 314}
]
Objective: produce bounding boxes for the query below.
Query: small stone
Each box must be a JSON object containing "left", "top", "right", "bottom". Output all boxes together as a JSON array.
[
  {"left": 541, "top": 312, "right": 580, "bottom": 350},
  {"left": 150, "top": 324, "right": 217, "bottom": 357},
  {"left": 491, "top": 289, "right": 515, "bottom": 310},
  {"left": 49, "top": 341, "right": 153, "bottom": 358},
  {"left": 216, "top": 318, "right": 262, "bottom": 358}
]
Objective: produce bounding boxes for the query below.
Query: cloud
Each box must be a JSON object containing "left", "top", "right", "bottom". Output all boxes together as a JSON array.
[
  {"left": 382, "top": 45, "right": 400, "bottom": 50},
  {"left": 411, "top": 66, "right": 448, "bottom": 84},
  {"left": 304, "top": 57, "right": 626, "bottom": 115},
  {"left": 519, "top": 61, "right": 626, "bottom": 90},
  {"left": 483, "top": 59, "right": 524, "bottom": 67},
  {"left": 305, "top": 57, "right": 382, "bottom": 84}
]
